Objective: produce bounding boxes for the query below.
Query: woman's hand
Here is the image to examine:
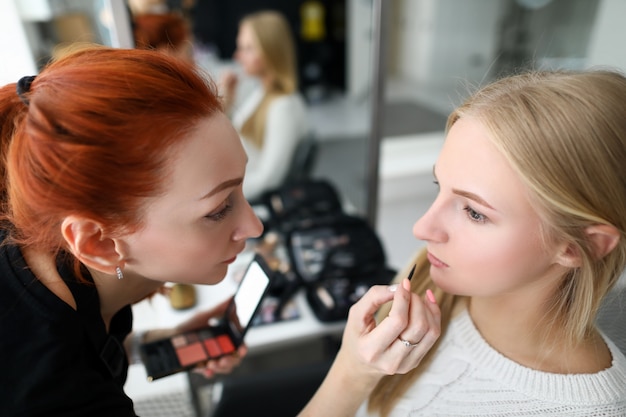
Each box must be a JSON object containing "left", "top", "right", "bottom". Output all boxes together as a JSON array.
[
  {"left": 174, "top": 298, "right": 248, "bottom": 378},
  {"left": 340, "top": 278, "right": 441, "bottom": 379},
  {"left": 219, "top": 70, "right": 238, "bottom": 113},
  {"left": 298, "top": 279, "right": 440, "bottom": 417},
  {"left": 220, "top": 71, "right": 238, "bottom": 95}
]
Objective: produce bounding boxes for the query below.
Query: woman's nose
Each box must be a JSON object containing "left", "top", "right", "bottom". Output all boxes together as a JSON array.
[
  {"left": 233, "top": 200, "right": 264, "bottom": 242},
  {"left": 412, "top": 200, "right": 448, "bottom": 244}
]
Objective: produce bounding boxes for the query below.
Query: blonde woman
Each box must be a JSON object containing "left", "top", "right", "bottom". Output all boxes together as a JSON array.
[
  {"left": 358, "top": 70, "right": 626, "bottom": 416},
  {"left": 221, "top": 11, "right": 310, "bottom": 200}
]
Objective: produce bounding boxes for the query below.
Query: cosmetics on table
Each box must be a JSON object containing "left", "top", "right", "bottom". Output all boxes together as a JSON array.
[
  {"left": 168, "top": 283, "right": 197, "bottom": 310},
  {"left": 139, "top": 254, "right": 274, "bottom": 381}
]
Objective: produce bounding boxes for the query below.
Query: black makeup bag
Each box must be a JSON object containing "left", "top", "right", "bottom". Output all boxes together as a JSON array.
[
  {"left": 251, "top": 179, "right": 343, "bottom": 236},
  {"left": 286, "top": 213, "right": 396, "bottom": 322},
  {"left": 252, "top": 179, "right": 395, "bottom": 322}
]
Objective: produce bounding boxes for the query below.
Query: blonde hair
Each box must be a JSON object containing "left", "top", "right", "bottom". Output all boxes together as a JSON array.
[
  {"left": 239, "top": 10, "right": 298, "bottom": 147},
  {"left": 368, "top": 70, "right": 626, "bottom": 416}
]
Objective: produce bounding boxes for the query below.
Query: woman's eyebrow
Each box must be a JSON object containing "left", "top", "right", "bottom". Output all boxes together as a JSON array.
[
  {"left": 200, "top": 178, "right": 243, "bottom": 200},
  {"left": 434, "top": 165, "right": 496, "bottom": 210},
  {"left": 452, "top": 188, "right": 496, "bottom": 210}
]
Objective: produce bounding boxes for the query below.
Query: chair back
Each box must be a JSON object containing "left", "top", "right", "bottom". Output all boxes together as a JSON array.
[{"left": 283, "top": 133, "right": 318, "bottom": 184}]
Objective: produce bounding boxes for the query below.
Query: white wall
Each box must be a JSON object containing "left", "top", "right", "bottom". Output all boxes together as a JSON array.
[
  {"left": 587, "top": 0, "right": 626, "bottom": 71},
  {"left": 391, "top": 0, "right": 625, "bottom": 95},
  {"left": 395, "top": 0, "right": 505, "bottom": 86},
  {"left": 0, "top": 1, "right": 37, "bottom": 85},
  {"left": 0, "top": 0, "right": 133, "bottom": 87},
  {"left": 394, "top": 0, "right": 436, "bottom": 83},
  {"left": 347, "top": 0, "right": 374, "bottom": 99}
]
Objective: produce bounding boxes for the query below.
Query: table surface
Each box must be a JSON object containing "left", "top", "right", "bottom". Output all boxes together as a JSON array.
[{"left": 125, "top": 250, "right": 346, "bottom": 400}]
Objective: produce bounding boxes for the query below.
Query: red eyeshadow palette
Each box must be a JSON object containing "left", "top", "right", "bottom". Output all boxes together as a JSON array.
[
  {"left": 140, "top": 254, "right": 273, "bottom": 381},
  {"left": 141, "top": 327, "right": 238, "bottom": 380}
]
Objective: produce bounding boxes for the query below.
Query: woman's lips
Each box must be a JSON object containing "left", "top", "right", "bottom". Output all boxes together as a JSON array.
[
  {"left": 427, "top": 252, "right": 448, "bottom": 268},
  {"left": 224, "top": 245, "right": 247, "bottom": 264}
]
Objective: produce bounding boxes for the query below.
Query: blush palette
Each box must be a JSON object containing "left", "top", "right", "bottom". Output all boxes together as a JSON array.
[
  {"left": 140, "top": 254, "right": 273, "bottom": 381},
  {"left": 141, "top": 327, "right": 237, "bottom": 381}
]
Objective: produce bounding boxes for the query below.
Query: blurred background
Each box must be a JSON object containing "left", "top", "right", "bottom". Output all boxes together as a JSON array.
[{"left": 2, "top": 2, "right": 625, "bottom": 415}]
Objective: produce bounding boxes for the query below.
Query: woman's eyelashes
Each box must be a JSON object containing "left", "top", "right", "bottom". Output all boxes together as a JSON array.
[
  {"left": 463, "top": 205, "right": 487, "bottom": 223},
  {"left": 205, "top": 198, "right": 234, "bottom": 222}
]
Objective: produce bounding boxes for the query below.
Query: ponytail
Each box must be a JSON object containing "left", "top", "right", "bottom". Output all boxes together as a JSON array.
[{"left": 0, "top": 79, "right": 31, "bottom": 216}]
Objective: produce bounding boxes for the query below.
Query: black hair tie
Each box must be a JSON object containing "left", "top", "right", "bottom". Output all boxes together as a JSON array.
[{"left": 16, "top": 75, "right": 36, "bottom": 106}]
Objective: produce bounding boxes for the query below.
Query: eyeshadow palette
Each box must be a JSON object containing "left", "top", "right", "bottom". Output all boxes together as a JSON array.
[
  {"left": 140, "top": 327, "right": 237, "bottom": 380},
  {"left": 140, "top": 254, "right": 273, "bottom": 381}
]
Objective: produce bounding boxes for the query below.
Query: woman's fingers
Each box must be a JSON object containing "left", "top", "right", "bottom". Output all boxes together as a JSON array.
[
  {"left": 193, "top": 344, "right": 248, "bottom": 378},
  {"left": 175, "top": 297, "right": 233, "bottom": 333},
  {"left": 398, "top": 290, "right": 440, "bottom": 343},
  {"left": 389, "top": 292, "right": 441, "bottom": 374},
  {"left": 219, "top": 71, "right": 238, "bottom": 94},
  {"left": 344, "top": 280, "right": 441, "bottom": 376},
  {"left": 364, "top": 279, "right": 413, "bottom": 343},
  {"left": 397, "top": 289, "right": 439, "bottom": 346},
  {"left": 347, "top": 284, "right": 397, "bottom": 332},
  {"left": 419, "top": 290, "right": 441, "bottom": 346}
]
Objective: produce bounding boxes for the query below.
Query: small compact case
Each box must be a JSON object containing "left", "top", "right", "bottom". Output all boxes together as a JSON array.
[{"left": 139, "top": 254, "right": 274, "bottom": 381}]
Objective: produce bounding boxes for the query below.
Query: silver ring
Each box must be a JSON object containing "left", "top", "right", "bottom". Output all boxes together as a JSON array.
[{"left": 399, "top": 338, "right": 419, "bottom": 348}]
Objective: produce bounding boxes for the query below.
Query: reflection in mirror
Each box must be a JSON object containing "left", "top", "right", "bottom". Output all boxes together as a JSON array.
[
  {"left": 375, "top": 0, "right": 624, "bottom": 269},
  {"left": 13, "top": 0, "right": 375, "bottom": 216},
  {"left": 15, "top": 0, "right": 133, "bottom": 68},
  {"left": 182, "top": 0, "right": 373, "bottom": 214}
]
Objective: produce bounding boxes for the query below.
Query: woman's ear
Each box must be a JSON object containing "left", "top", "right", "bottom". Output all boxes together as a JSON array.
[
  {"left": 61, "top": 216, "right": 123, "bottom": 274},
  {"left": 554, "top": 224, "right": 620, "bottom": 268},
  {"left": 585, "top": 224, "right": 620, "bottom": 260}
]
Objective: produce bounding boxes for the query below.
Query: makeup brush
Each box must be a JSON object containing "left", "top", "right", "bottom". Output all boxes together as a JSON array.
[{"left": 407, "top": 264, "right": 416, "bottom": 281}]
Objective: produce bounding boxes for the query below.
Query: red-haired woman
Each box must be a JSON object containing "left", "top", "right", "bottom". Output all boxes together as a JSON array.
[{"left": 0, "top": 47, "right": 439, "bottom": 416}]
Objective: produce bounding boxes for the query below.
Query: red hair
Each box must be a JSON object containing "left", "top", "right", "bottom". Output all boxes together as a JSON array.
[
  {"left": 0, "top": 46, "right": 222, "bottom": 255},
  {"left": 133, "top": 13, "right": 190, "bottom": 51}
]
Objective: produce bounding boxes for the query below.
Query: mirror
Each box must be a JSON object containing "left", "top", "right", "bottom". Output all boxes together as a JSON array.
[
  {"left": 13, "top": 0, "right": 133, "bottom": 67},
  {"left": 179, "top": 0, "right": 375, "bottom": 216},
  {"left": 10, "top": 0, "right": 377, "bottom": 217},
  {"left": 374, "top": 0, "right": 624, "bottom": 268}
]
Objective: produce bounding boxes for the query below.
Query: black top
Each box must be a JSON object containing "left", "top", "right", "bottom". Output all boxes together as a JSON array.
[{"left": 0, "top": 230, "right": 137, "bottom": 417}]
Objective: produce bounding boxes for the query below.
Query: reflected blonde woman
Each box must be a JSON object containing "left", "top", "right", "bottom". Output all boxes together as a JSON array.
[{"left": 221, "top": 10, "right": 310, "bottom": 200}]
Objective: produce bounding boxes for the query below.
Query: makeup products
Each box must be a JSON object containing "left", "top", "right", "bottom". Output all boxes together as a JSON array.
[
  {"left": 169, "top": 283, "right": 196, "bottom": 310},
  {"left": 139, "top": 254, "right": 273, "bottom": 381}
]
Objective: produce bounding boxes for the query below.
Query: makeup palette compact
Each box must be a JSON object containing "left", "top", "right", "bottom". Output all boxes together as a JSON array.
[{"left": 140, "top": 254, "right": 274, "bottom": 381}]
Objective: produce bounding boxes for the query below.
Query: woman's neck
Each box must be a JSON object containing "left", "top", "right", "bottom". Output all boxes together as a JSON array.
[
  {"left": 88, "top": 267, "right": 162, "bottom": 331},
  {"left": 22, "top": 246, "right": 161, "bottom": 332},
  {"left": 467, "top": 293, "right": 612, "bottom": 374},
  {"left": 22, "top": 246, "right": 77, "bottom": 310}
]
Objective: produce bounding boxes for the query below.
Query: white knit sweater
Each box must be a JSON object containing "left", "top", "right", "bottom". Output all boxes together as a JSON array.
[{"left": 357, "top": 309, "right": 626, "bottom": 416}]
